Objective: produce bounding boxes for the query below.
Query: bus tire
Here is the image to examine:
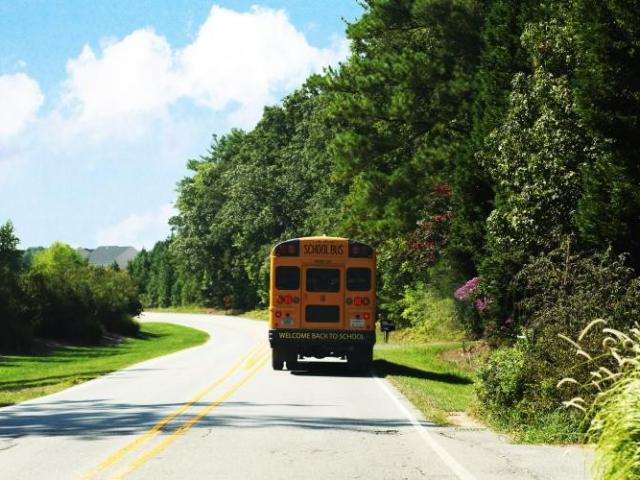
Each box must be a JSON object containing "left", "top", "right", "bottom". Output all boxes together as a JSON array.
[
  {"left": 363, "top": 345, "right": 373, "bottom": 365},
  {"left": 272, "top": 348, "right": 284, "bottom": 371},
  {"left": 350, "top": 346, "right": 373, "bottom": 372},
  {"left": 286, "top": 353, "right": 299, "bottom": 371}
]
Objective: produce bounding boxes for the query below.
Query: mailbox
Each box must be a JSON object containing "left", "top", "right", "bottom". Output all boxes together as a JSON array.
[{"left": 380, "top": 320, "right": 396, "bottom": 332}]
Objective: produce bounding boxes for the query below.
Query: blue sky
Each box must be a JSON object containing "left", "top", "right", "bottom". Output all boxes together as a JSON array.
[{"left": 0, "top": 1, "right": 362, "bottom": 249}]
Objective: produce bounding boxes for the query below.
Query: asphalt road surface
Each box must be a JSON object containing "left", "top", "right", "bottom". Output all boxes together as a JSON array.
[{"left": 0, "top": 312, "right": 591, "bottom": 479}]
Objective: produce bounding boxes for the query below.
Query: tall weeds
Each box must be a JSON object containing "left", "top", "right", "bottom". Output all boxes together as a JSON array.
[{"left": 559, "top": 322, "right": 640, "bottom": 479}]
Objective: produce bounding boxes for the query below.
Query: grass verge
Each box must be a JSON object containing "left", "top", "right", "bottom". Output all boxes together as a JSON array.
[
  {"left": 0, "top": 322, "right": 209, "bottom": 407},
  {"left": 374, "top": 341, "right": 479, "bottom": 424},
  {"left": 145, "top": 305, "right": 222, "bottom": 314},
  {"left": 145, "top": 306, "right": 269, "bottom": 322},
  {"left": 239, "top": 309, "right": 269, "bottom": 321}
]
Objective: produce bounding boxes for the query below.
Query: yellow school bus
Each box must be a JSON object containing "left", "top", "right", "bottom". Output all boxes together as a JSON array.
[{"left": 268, "top": 236, "right": 376, "bottom": 371}]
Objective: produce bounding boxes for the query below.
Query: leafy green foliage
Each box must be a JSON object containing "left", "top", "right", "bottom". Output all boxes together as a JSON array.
[
  {"left": 323, "top": 0, "right": 482, "bottom": 239},
  {"left": 476, "top": 336, "right": 583, "bottom": 443},
  {"left": 24, "top": 243, "right": 141, "bottom": 343},
  {"left": 0, "top": 221, "right": 32, "bottom": 351},
  {"left": 169, "top": 85, "right": 343, "bottom": 309},
  {"left": 477, "top": 244, "right": 640, "bottom": 440},
  {"left": 1, "top": 230, "right": 142, "bottom": 350},
  {"left": 476, "top": 342, "right": 526, "bottom": 411},
  {"left": 571, "top": 2, "right": 640, "bottom": 267},
  {"left": 399, "top": 282, "right": 463, "bottom": 341}
]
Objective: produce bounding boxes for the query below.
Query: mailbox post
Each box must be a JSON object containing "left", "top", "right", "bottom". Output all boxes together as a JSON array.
[{"left": 380, "top": 320, "right": 396, "bottom": 343}]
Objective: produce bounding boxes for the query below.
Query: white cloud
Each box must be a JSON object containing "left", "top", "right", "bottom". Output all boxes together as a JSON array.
[
  {"left": 55, "top": 5, "right": 348, "bottom": 135},
  {"left": 62, "top": 29, "right": 178, "bottom": 123},
  {"left": 179, "top": 6, "right": 345, "bottom": 112},
  {"left": 96, "top": 204, "right": 176, "bottom": 249},
  {"left": 0, "top": 73, "right": 43, "bottom": 140}
]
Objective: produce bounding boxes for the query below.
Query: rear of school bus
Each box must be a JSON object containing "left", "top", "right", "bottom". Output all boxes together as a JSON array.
[{"left": 268, "top": 236, "right": 376, "bottom": 371}]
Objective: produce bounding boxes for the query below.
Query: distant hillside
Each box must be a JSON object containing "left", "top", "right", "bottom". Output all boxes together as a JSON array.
[{"left": 77, "top": 246, "right": 138, "bottom": 269}]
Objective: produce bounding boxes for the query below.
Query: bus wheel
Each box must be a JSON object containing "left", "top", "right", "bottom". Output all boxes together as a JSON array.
[
  {"left": 272, "top": 349, "right": 284, "bottom": 371},
  {"left": 285, "top": 353, "right": 299, "bottom": 371},
  {"left": 363, "top": 345, "right": 373, "bottom": 365},
  {"left": 350, "top": 347, "right": 373, "bottom": 372}
]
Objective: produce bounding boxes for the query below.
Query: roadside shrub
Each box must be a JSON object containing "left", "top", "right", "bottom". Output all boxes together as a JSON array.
[
  {"left": 476, "top": 334, "right": 583, "bottom": 441},
  {"left": 399, "top": 282, "right": 463, "bottom": 341},
  {"left": 475, "top": 244, "right": 640, "bottom": 441},
  {"left": 25, "top": 266, "right": 104, "bottom": 343},
  {"left": 452, "top": 276, "right": 491, "bottom": 337},
  {"left": 377, "top": 237, "right": 419, "bottom": 328},
  {"left": 25, "top": 243, "right": 141, "bottom": 343},
  {"left": 476, "top": 343, "right": 526, "bottom": 412},
  {"left": 88, "top": 268, "right": 141, "bottom": 336}
]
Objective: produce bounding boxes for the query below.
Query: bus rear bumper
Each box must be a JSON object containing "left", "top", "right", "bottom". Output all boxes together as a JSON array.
[
  {"left": 269, "top": 329, "right": 375, "bottom": 345},
  {"left": 269, "top": 329, "right": 375, "bottom": 358}
]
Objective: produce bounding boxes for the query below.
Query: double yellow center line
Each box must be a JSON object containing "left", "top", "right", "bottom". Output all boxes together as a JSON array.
[{"left": 82, "top": 341, "right": 269, "bottom": 479}]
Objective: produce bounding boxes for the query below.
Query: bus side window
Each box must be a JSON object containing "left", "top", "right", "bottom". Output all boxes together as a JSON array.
[
  {"left": 276, "top": 266, "right": 300, "bottom": 290},
  {"left": 347, "top": 268, "right": 371, "bottom": 291}
]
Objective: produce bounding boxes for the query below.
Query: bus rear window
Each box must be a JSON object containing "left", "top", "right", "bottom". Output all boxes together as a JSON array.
[
  {"left": 306, "top": 268, "right": 340, "bottom": 292},
  {"left": 305, "top": 305, "right": 340, "bottom": 322},
  {"left": 275, "top": 266, "right": 300, "bottom": 290},
  {"left": 347, "top": 268, "right": 371, "bottom": 291}
]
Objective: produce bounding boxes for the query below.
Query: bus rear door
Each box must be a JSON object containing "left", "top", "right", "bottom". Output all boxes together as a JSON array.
[{"left": 301, "top": 266, "right": 344, "bottom": 329}]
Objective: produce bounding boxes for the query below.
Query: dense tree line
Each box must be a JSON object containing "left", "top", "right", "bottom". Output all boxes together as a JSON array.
[
  {"left": 0, "top": 222, "right": 141, "bottom": 351},
  {"left": 130, "top": 0, "right": 640, "bottom": 438}
]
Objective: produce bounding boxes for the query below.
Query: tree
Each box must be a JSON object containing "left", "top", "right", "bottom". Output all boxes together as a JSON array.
[
  {"left": 480, "top": 10, "right": 599, "bottom": 330},
  {"left": 323, "top": 0, "right": 483, "bottom": 242},
  {"left": 171, "top": 84, "right": 343, "bottom": 309},
  {"left": 570, "top": 1, "right": 640, "bottom": 267},
  {"left": 0, "top": 221, "right": 32, "bottom": 350},
  {"left": 448, "top": 0, "right": 542, "bottom": 279}
]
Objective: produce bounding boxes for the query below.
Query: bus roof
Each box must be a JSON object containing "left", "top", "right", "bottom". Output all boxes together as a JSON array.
[{"left": 271, "top": 237, "right": 374, "bottom": 255}]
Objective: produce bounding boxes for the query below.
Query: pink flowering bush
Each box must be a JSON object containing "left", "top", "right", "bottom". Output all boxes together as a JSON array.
[
  {"left": 453, "top": 276, "right": 492, "bottom": 337},
  {"left": 473, "top": 297, "right": 492, "bottom": 313},
  {"left": 454, "top": 277, "right": 492, "bottom": 313},
  {"left": 454, "top": 277, "right": 480, "bottom": 300}
]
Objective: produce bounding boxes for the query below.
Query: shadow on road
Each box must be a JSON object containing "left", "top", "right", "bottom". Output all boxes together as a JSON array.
[
  {"left": 0, "top": 399, "right": 434, "bottom": 439},
  {"left": 290, "top": 362, "right": 370, "bottom": 378},
  {"left": 289, "top": 359, "right": 472, "bottom": 386},
  {"left": 372, "top": 359, "right": 472, "bottom": 385}
]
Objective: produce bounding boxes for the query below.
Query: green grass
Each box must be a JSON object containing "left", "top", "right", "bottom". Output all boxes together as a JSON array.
[
  {"left": 374, "top": 342, "right": 478, "bottom": 424},
  {"left": 145, "top": 305, "right": 221, "bottom": 314},
  {"left": 145, "top": 305, "right": 269, "bottom": 322},
  {"left": 239, "top": 309, "right": 269, "bottom": 321},
  {"left": 0, "top": 322, "right": 209, "bottom": 407}
]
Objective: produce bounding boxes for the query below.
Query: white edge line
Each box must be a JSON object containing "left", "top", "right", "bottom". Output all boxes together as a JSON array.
[{"left": 373, "top": 374, "right": 478, "bottom": 480}]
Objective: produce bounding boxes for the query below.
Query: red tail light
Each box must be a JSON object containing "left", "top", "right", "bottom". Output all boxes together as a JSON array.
[
  {"left": 285, "top": 295, "right": 292, "bottom": 305},
  {"left": 363, "top": 312, "right": 371, "bottom": 320},
  {"left": 354, "top": 296, "right": 362, "bottom": 306},
  {"left": 276, "top": 296, "right": 284, "bottom": 304},
  {"left": 275, "top": 311, "right": 282, "bottom": 318}
]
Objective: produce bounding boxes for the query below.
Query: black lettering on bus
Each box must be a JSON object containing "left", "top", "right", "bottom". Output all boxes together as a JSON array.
[{"left": 303, "top": 244, "right": 345, "bottom": 255}]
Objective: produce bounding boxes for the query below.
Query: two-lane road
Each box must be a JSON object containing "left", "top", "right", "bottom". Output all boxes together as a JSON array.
[{"left": 0, "top": 313, "right": 590, "bottom": 479}]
